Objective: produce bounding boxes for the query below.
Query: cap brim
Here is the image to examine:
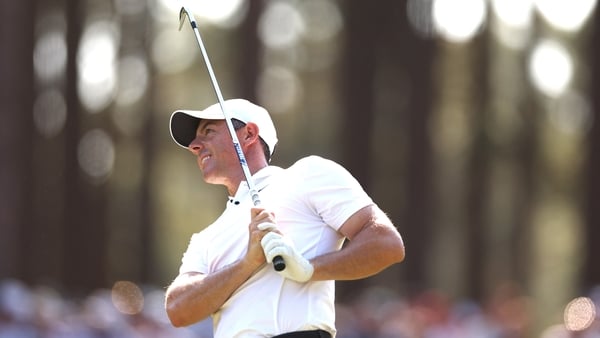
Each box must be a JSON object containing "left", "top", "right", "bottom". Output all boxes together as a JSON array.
[
  {"left": 170, "top": 107, "right": 232, "bottom": 148},
  {"left": 170, "top": 111, "right": 200, "bottom": 148}
]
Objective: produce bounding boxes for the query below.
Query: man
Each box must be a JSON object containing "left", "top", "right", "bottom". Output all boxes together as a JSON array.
[{"left": 165, "top": 99, "right": 405, "bottom": 338}]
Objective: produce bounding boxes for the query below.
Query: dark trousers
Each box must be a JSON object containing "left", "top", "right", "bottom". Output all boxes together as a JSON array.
[{"left": 272, "top": 329, "right": 332, "bottom": 338}]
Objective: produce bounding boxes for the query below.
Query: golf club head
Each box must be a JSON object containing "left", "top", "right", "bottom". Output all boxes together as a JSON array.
[{"left": 179, "top": 6, "right": 191, "bottom": 31}]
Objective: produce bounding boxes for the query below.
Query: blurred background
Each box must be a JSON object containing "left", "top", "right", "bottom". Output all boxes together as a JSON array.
[{"left": 1, "top": 0, "right": 599, "bottom": 337}]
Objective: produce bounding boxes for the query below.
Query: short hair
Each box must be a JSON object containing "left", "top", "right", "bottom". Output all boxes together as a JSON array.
[{"left": 231, "top": 118, "right": 272, "bottom": 162}]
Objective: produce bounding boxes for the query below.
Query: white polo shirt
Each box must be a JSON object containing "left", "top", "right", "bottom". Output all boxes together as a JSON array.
[{"left": 178, "top": 156, "right": 374, "bottom": 338}]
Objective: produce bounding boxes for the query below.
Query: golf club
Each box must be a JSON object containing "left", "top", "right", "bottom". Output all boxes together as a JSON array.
[{"left": 179, "top": 5, "right": 286, "bottom": 272}]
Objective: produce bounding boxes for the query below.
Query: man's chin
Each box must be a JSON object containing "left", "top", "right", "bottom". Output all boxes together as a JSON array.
[{"left": 201, "top": 173, "right": 218, "bottom": 185}]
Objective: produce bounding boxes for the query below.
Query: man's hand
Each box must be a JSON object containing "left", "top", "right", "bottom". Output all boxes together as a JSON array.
[
  {"left": 259, "top": 226, "right": 314, "bottom": 283},
  {"left": 248, "top": 208, "right": 279, "bottom": 268}
]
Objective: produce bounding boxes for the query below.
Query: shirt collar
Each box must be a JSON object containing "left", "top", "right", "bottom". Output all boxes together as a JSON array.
[{"left": 227, "top": 165, "right": 283, "bottom": 206}]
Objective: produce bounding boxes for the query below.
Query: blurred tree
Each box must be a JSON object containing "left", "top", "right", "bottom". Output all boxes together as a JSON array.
[
  {"left": 0, "top": 0, "right": 35, "bottom": 280},
  {"left": 465, "top": 21, "right": 491, "bottom": 301},
  {"left": 138, "top": 3, "right": 158, "bottom": 286},
  {"left": 338, "top": 0, "right": 436, "bottom": 297},
  {"left": 104, "top": 0, "right": 158, "bottom": 285},
  {"left": 61, "top": 0, "right": 109, "bottom": 291},
  {"left": 337, "top": 0, "right": 385, "bottom": 298},
  {"left": 391, "top": 1, "right": 436, "bottom": 294},
  {"left": 336, "top": 0, "right": 380, "bottom": 300},
  {"left": 584, "top": 7, "right": 600, "bottom": 289},
  {"left": 464, "top": 12, "right": 541, "bottom": 303},
  {"left": 236, "top": 0, "right": 263, "bottom": 101},
  {"left": 139, "top": 8, "right": 157, "bottom": 285},
  {"left": 339, "top": 0, "right": 378, "bottom": 189},
  {"left": 24, "top": 0, "right": 66, "bottom": 287}
]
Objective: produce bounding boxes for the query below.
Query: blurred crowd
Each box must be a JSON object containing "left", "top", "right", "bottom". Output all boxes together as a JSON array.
[{"left": 1, "top": 278, "right": 599, "bottom": 338}]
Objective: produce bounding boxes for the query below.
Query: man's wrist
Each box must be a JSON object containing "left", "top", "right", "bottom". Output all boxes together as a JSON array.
[{"left": 238, "top": 255, "right": 265, "bottom": 277}]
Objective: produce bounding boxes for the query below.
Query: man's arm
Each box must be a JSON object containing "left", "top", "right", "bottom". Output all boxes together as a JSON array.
[
  {"left": 164, "top": 260, "right": 256, "bottom": 327},
  {"left": 165, "top": 208, "right": 274, "bottom": 327},
  {"left": 310, "top": 204, "right": 405, "bottom": 281}
]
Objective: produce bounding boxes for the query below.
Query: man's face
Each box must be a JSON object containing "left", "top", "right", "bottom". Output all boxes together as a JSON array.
[{"left": 188, "top": 119, "right": 243, "bottom": 187}]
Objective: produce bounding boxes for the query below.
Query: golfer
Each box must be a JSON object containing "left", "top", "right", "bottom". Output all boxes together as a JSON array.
[{"left": 165, "top": 99, "right": 405, "bottom": 338}]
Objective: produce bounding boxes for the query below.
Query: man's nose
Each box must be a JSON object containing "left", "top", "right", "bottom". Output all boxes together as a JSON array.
[{"left": 188, "top": 137, "right": 203, "bottom": 155}]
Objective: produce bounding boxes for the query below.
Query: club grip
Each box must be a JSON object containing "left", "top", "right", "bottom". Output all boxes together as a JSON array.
[{"left": 273, "top": 255, "right": 286, "bottom": 271}]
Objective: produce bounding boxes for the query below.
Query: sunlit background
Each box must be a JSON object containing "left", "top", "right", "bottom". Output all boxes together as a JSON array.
[
  {"left": 30, "top": 0, "right": 598, "bottom": 185},
  {"left": 2, "top": 0, "right": 600, "bottom": 337}
]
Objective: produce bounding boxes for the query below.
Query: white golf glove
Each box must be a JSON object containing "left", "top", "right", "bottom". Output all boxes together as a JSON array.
[{"left": 259, "top": 224, "right": 314, "bottom": 283}]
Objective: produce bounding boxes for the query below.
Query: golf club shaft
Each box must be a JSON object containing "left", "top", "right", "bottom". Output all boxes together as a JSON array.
[
  {"left": 180, "top": 6, "right": 286, "bottom": 272},
  {"left": 181, "top": 7, "right": 258, "bottom": 204}
]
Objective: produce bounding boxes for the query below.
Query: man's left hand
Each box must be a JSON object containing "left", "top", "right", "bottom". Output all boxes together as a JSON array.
[{"left": 259, "top": 228, "right": 314, "bottom": 283}]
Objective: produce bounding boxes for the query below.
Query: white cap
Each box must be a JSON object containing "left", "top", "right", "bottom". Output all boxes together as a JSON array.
[{"left": 169, "top": 99, "right": 278, "bottom": 156}]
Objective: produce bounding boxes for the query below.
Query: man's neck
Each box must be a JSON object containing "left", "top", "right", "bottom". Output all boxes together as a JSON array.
[{"left": 226, "top": 162, "right": 269, "bottom": 196}]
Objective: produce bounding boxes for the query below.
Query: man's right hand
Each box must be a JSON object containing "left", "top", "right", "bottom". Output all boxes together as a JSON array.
[{"left": 248, "top": 207, "right": 279, "bottom": 268}]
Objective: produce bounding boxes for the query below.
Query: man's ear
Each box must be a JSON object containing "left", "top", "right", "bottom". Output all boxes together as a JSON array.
[
  {"left": 243, "top": 122, "right": 260, "bottom": 144},
  {"left": 245, "top": 122, "right": 258, "bottom": 140}
]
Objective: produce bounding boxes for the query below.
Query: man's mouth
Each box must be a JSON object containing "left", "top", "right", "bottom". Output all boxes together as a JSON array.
[{"left": 200, "top": 155, "right": 211, "bottom": 167}]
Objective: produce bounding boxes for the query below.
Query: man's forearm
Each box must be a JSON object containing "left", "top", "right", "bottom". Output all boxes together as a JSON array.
[
  {"left": 310, "top": 222, "right": 405, "bottom": 281},
  {"left": 165, "top": 259, "right": 261, "bottom": 327}
]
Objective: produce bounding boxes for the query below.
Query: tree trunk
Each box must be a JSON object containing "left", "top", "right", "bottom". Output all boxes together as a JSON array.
[
  {"left": 0, "top": 0, "right": 35, "bottom": 281},
  {"left": 62, "top": 0, "right": 108, "bottom": 291},
  {"left": 336, "top": 0, "right": 381, "bottom": 300},
  {"left": 140, "top": 3, "right": 157, "bottom": 285},
  {"left": 338, "top": 0, "right": 436, "bottom": 297},
  {"left": 583, "top": 8, "right": 600, "bottom": 289},
  {"left": 465, "top": 28, "right": 491, "bottom": 301},
  {"left": 339, "top": 0, "right": 378, "bottom": 187},
  {"left": 394, "top": 1, "right": 436, "bottom": 294},
  {"left": 237, "top": 0, "right": 262, "bottom": 101}
]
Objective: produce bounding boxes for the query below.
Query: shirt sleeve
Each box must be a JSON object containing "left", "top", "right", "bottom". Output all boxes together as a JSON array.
[
  {"left": 178, "top": 231, "right": 209, "bottom": 275},
  {"left": 297, "top": 156, "right": 374, "bottom": 231}
]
